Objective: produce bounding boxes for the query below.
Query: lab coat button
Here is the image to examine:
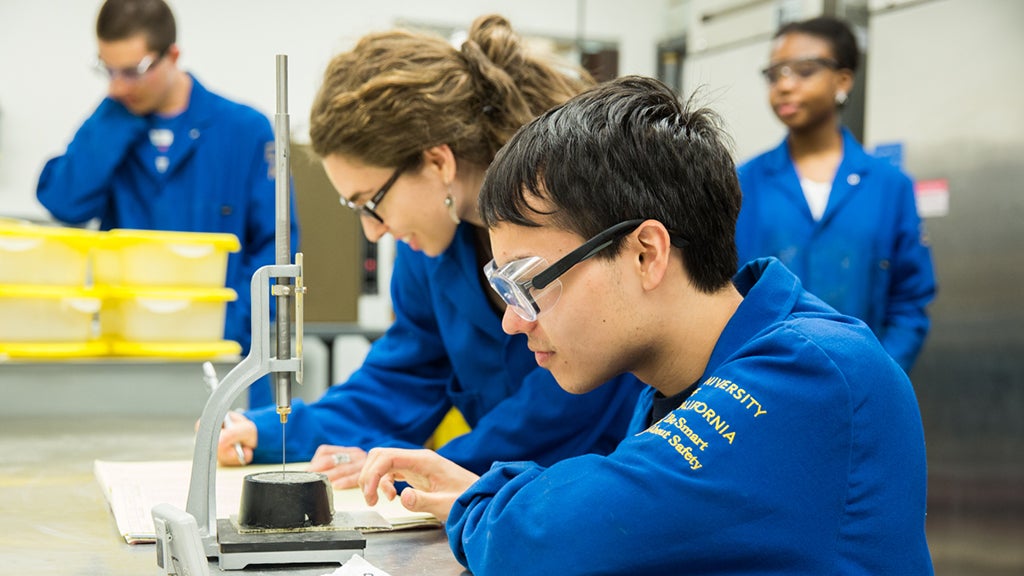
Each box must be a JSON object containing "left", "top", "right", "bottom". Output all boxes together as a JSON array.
[
  {"left": 879, "top": 259, "right": 890, "bottom": 270},
  {"left": 847, "top": 173, "right": 860, "bottom": 186},
  {"left": 190, "top": 129, "right": 200, "bottom": 139}
]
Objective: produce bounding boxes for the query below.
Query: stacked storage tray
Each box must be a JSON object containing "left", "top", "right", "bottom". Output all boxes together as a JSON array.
[
  {"left": 95, "top": 229, "right": 242, "bottom": 360},
  {"left": 0, "top": 221, "right": 106, "bottom": 359},
  {"left": 0, "top": 222, "right": 242, "bottom": 361}
]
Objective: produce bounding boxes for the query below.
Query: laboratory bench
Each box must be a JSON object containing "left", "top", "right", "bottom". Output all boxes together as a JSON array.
[{"left": 0, "top": 415, "right": 468, "bottom": 575}]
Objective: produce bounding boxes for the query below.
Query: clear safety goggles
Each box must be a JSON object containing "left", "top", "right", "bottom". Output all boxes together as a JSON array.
[
  {"left": 760, "top": 57, "right": 838, "bottom": 84},
  {"left": 485, "top": 255, "right": 564, "bottom": 323},
  {"left": 485, "top": 219, "right": 685, "bottom": 322},
  {"left": 93, "top": 52, "right": 164, "bottom": 82}
]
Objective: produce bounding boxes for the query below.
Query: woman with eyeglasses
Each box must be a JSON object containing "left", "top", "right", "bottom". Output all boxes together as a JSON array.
[
  {"left": 215, "top": 15, "right": 644, "bottom": 485},
  {"left": 735, "top": 16, "right": 936, "bottom": 373}
]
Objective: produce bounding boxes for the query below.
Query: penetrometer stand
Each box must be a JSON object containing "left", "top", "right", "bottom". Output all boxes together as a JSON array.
[{"left": 152, "top": 54, "right": 365, "bottom": 573}]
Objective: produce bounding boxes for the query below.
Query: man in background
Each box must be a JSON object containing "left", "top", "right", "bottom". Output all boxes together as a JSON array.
[{"left": 37, "top": 0, "right": 298, "bottom": 407}]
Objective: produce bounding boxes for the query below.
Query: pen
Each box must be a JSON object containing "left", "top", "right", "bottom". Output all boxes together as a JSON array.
[{"left": 203, "top": 361, "right": 247, "bottom": 466}]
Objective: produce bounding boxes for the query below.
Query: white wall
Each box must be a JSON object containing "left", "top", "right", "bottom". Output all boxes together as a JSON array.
[
  {"left": 679, "top": 0, "right": 828, "bottom": 163},
  {"left": 0, "top": 0, "right": 670, "bottom": 220},
  {"left": 683, "top": 39, "right": 787, "bottom": 163}
]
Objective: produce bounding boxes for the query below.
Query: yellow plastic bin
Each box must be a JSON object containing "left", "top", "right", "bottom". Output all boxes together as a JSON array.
[
  {"left": 0, "top": 284, "right": 103, "bottom": 342},
  {"left": 0, "top": 222, "right": 99, "bottom": 285},
  {"left": 108, "top": 340, "right": 242, "bottom": 360},
  {"left": 94, "top": 229, "right": 240, "bottom": 288},
  {"left": 101, "top": 285, "right": 237, "bottom": 342},
  {"left": 0, "top": 341, "right": 109, "bottom": 360}
]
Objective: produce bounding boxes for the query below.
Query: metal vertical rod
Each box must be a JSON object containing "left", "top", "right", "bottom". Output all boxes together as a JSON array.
[{"left": 274, "top": 55, "right": 292, "bottom": 430}]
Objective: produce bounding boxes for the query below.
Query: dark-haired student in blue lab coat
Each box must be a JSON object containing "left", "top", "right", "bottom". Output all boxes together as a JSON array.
[{"left": 357, "top": 75, "right": 933, "bottom": 576}]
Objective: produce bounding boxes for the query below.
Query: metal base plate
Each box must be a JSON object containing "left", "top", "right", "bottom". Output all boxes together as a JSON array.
[{"left": 216, "top": 518, "right": 366, "bottom": 570}]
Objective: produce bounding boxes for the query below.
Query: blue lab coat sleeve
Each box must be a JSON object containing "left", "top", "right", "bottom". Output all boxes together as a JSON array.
[
  {"left": 248, "top": 240, "right": 453, "bottom": 463},
  {"left": 248, "top": 225, "right": 642, "bottom": 469},
  {"left": 37, "top": 98, "right": 147, "bottom": 224},
  {"left": 434, "top": 370, "right": 640, "bottom": 473},
  {"left": 446, "top": 259, "right": 933, "bottom": 575},
  {"left": 877, "top": 171, "right": 936, "bottom": 371}
]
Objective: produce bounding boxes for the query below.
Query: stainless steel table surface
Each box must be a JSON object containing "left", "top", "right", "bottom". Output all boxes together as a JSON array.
[{"left": 0, "top": 415, "right": 469, "bottom": 575}]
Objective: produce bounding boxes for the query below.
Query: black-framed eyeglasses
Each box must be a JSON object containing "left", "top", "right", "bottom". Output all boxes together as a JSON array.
[
  {"left": 339, "top": 164, "right": 406, "bottom": 224},
  {"left": 761, "top": 57, "right": 838, "bottom": 84},
  {"left": 93, "top": 51, "right": 165, "bottom": 82},
  {"left": 484, "top": 219, "right": 689, "bottom": 322}
]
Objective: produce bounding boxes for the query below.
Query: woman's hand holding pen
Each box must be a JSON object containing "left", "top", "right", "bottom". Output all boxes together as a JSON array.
[
  {"left": 308, "top": 445, "right": 369, "bottom": 489},
  {"left": 215, "top": 412, "right": 257, "bottom": 466}
]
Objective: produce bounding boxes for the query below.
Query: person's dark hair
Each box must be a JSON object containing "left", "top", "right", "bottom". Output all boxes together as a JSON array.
[
  {"left": 309, "top": 14, "right": 593, "bottom": 170},
  {"left": 96, "top": 0, "right": 176, "bottom": 55},
  {"left": 479, "top": 76, "right": 740, "bottom": 293},
  {"left": 775, "top": 16, "right": 859, "bottom": 72}
]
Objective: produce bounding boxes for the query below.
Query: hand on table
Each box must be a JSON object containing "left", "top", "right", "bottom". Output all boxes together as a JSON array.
[
  {"left": 308, "top": 445, "right": 368, "bottom": 489},
  {"left": 212, "top": 411, "right": 257, "bottom": 466},
  {"left": 359, "top": 448, "right": 479, "bottom": 523}
]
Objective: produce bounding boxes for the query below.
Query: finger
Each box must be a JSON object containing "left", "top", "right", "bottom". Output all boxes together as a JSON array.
[
  {"left": 327, "top": 450, "right": 355, "bottom": 468},
  {"left": 400, "top": 487, "right": 421, "bottom": 511},
  {"left": 399, "top": 488, "right": 454, "bottom": 523},
  {"left": 217, "top": 442, "right": 243, "bottom": 467},
  {"left": 359, "top": 466, "right": 385, "bottom": 506},
  {"left": 359, "top": 469, "right": 401, "bottom": 506},
  {"left": 331, "top": 472, "right": 360, "bottom": 490},
  {"left": 216, "top": 445, "right": 232, "bottom": 466},
  {"left": 358, "top": 449, "right": 426, "bottom": 503},
  {"left": 218, "top": 426, "right": 243, "bottom": 445},
  {"left": 358, "top": 448, "right": 391, "bottom": 504},
  {"left": 362, "top": 481, "right": 381, "bottom": 506},
  {"left": 379, "top": 473, "right": 398, "bottom": 500},
  {"left": 309, "top": 446, "right": 358, "bottom": 472},
  {"left": 307, "top": 452, "right": 335, "bottom": 472},
  {"left": 225, "top": 411, "right": 248, "bottom": 426},
  {"left": 320, "top": 462, "right": 358, "bottom": 485}
]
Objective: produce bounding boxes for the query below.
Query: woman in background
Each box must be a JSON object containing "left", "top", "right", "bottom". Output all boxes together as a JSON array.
[
  {"left": 735, "top": 16, "right": 936, "bottom": 372},
  {"left": 217, "top": 15, "right": 644, "bottom": 486}
]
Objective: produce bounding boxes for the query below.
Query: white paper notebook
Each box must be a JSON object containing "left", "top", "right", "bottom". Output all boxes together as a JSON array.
[{"left": 94, "top": 459, "right": 440, "bottom": 544}]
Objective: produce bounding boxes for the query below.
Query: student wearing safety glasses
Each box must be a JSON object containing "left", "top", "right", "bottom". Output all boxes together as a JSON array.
[
  {"left": 736, "top": 16, "right": 936, "bottom": 373},
  {"left": 357, "top": 76, "right": 934, "bottom": 575},
  {"left": 215, "top": 15, "right": 644, "bottom": 487},
  {"left": 36, "top": 0, "right": 298, "bottom": 408}
]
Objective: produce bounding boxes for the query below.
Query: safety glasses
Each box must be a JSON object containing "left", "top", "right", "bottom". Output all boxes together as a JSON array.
[
  {"left": 484, "top": 219, "right": 688, "bottom": 322},
  {"left": 93, "top": 52, "right": 164, "bottom": 82},
  {"left": 761, "top": 57, "right": 838, "bottom": 84}
]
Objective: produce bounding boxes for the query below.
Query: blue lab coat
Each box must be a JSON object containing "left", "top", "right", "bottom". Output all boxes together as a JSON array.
[
  {"left": 447, "top": 258, "right": 933, "bottom": 575},
  {"left": 735, "top": 128, "right": 936, "bottom": 372},
  {"left": 246, "top": 224, "right": 644, "bottom": 472},
  {"left": 37, "top": 76, "right": 299, "bottom": 406}
]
